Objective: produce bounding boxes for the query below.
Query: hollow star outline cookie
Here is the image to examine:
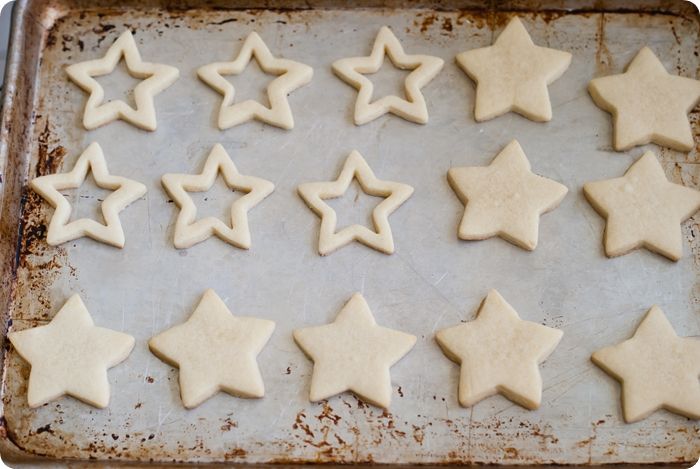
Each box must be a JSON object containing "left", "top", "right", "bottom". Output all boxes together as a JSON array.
[
  {"left": 65, "top": 30, "right": 179, "bottom": 131},
  {"left": 456, "top": 17, "right": 572, "bottom": 122},
  {"left": 588, "top": 46, "right": 700, "bottom": 152},
  {"left": 30, "top": 142, "right": 147, "bottom": 248},
  {"left": 332, "top": 26, "right": 444, "bottom": 125},
  {"left": 591, "top": 306, "right": 700, "bottom": 423},
  {"left": 447, "top": 140, "right": 568, "bottom": 251},
  {"left": 8, "top": 294, "right": 135, "bottom": 408},
  {"left": 161, "top": 144, "right": 274, "bottom": 249},
  {"left": 293, "top": 293, "right": 416, "bottom": 409},
  {"left": 149, "top": 289, "right": 275, "bottom": 409},
  {"left": 583, "top": 151, "right": 700, "bottom": 261},
  {"left": 197, "top": 32, "right": 313, "bottom": 130},
  {"left": 436, "top": 290, "right": 563, "bottom": 410},
  {"left": 297, "top": 150, "right": 414, "bottom": 256}
]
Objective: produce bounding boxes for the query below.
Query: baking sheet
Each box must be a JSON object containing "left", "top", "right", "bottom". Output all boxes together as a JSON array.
[{"left": 1, "top": 1, "right": 699, "bottom": 465}]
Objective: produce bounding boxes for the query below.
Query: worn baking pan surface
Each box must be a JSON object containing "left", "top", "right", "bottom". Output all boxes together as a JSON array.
[{"left": 0, "top": 0, "right": 699, "bottom": 465}]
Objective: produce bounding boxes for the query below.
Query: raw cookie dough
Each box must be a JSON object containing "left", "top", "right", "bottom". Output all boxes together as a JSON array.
[
  {"left": 293, "top": 293, "right": 416, "bottom": 409},
  {"left": 588, "top": 47, "right": 700, "bottom": 152},
  {"left": 332, "top": 26, "right": 444, "bottom": 125},
  {"left": 583, "top": 151, "right": 700, "bottom": 261},
  {"left": 436, "top": 290, "right": 563, "bottom": 409},
  {"left": 161, "top": 144, "right": 274, "bottom": 249},
  {"left": 8, "top": 294, "right": 135, "bottom": 408},
  {"left": 447, "top": 140, "right": 568, "bottom": 250},
  {"left": 297, "top": 150, "right": 414, "bottom": 255},
  {"left": 197, "top": 32, "right": 313, "bottom": 130},
  {"left": 30, "top": 142, "right": 147, "bottom": 248},
  {"left": 66, "top": 30, "right": 179, "bottom": 131},
  {"left": 591, "top": 306, "right": 700, "bottom": 423},
  {"left": 149, "top": 289, "right": 275, "bottom": 409},
  {"left": 456, "top": 17, "right": 571, "bottom": 122}
]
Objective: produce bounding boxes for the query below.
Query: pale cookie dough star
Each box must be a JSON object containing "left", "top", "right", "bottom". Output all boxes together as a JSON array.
[
  {"left": 293, "top": 293, "right": 416, "bottom": 409},
  {"left": 65, "top": 30, "right": 179, "bottom": 131},
  {"left": 197, "top": 32, "right": 313, "bottom": 130},
  {"left": 149, "top": 289, "right": 275, "bottom": 409},
  {"left": 297, "top": 150, "right": 414, "bottom": 256},
  {"left": 456, "top": 17, "right": 572, "bottom": 122},
  {"left": 30, "top": 142, "right": 147, "bottom": 248},
  {"left": 161, "top": 144, "right": 274, "bottom": 249},
  {"left": 8, "top": 294, "right": 135, "bottom": 408},
  {"left": 588, "top": 47, "right": 700, "bottom": 152},
  {"left": 583, "top": 151, "right": 700, "bottom": 261},
  {"left": 592, "top": 306, "right": 700, "bottom": 422},
  {"left": 332, "top": 26, "right": 444, "bottom": 125},
  {"left": 436, "top": 290, "right": 563, "bottom": 409},
  {"left": 447, "top": 140, "right": 568, "bottom": 250}
]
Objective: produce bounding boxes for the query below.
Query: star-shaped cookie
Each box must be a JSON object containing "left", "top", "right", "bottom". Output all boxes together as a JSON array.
[
  {"left": 297, "top": 150, "right": 414, "bottom": 256},
  {"left": 332, "top": 26, "right": 444, "bottom": 125},
  {"left": 456, "top": 17, "right": 572, "bottom": 122},
  {"left": 293, "top": 293, "right": 416, "bottom": 409},
  {"left": 447, "top": 140, "right": 568, "bottom": 250},
  {"left": 588, "top": 47, "right": 700, "bottom": 152},
  {"left": 436, "top": 290, "right": 563, "bottom": 409},
  {"left": 149, "top": 289, "right": 275, "bottom": 408},
  {"left": 583, "top": 151, "right": 700, "bottom": 261},
  {"left": 591, "top": 306, "right": 700, "bottom": 422},
  {"left": 8, "top": 294, "right": 135, "bottom": 408},
  {"left": 30, "top": 142, "right": 147, "bottom": 248},
  {"left": 161, "top": 144, "right": 274, "bottom": 249},
  {"left": 197, "top": 32, "right": 313, "bottom": 130},
  {"left": 66, "top": 30, "right": 179, "bottom": 131}
]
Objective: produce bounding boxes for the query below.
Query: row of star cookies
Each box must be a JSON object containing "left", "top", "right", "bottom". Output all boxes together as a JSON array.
[
  {"left": 9, "top": 289, "right": 698, "bottom": 424},
  {"left": 67, "top": 20, "right": 700, "bottom": 153},
  {"left": 29, "top": 141, "right": 700, "bottom": 261}
]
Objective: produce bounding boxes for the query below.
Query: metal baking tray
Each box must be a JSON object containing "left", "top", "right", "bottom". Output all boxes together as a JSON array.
[{"left": 0, "top": 0, "right": 698, "bottom": 465}]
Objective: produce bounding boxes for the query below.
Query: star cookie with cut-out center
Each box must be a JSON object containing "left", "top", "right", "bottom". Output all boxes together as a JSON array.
[
  {"left": 30, "top": 142, "right": 147, "bottom": 248},
  {"left": 294, "top": 293, "right": 416, "bottom": 409},
  {"left": 66, "top": 29, "right": 179, "bottom": 131},
  {"left": 588, "top": 47, "right": 700, "bottom": 152},
  {"left": 197, "top": 32, "right": 313, "bottom": 130},
  {"left": 9, "top": 294, "right": 135, "bottom": 408},
  {"left": 332, "top": 26, "right": 444, "bottom": 125},
  {"left": 297, "top": 150, "right": 413, "bottom": 256},
  {"left": 161, "top": 144, "right": 274, "bottom": 249},
  {"left": 456, "top": 17, "right": 572, "bottom": 122}
]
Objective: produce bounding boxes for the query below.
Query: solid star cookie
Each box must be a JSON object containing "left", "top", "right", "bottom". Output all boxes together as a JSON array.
[
  {"left": 436, "top": 290, "right": 563, "bottom": 409},
  {"left": 8, "top": 294, "right": 135, "bottom": 408},
  {"left": 456, "top": 17, "right": 571, "bottom": 122},
  {"left": 161, "top": 144, "right": 274, "bottom": 249},
  {"left": 297, "top": 150, "right": 414, "bottom": 256},
  {"left": 197, "top": 32, "right": 313, "bottom": 130},
  {"left": 30, "top": 142, "right": 147, "bottom": 248},
  {"left": 332, "top": 26, "right": 444, "bottom": 125},
  {"left": 447, "top": 140, "right": 568, "bottom": 250},
  {"left": 592, "top": 306, "right": 700, "bottom": 422},
  {"left": 583, "top": 151, "right": 700, "bottom": 261},
  {"left": 149, "top": 289, "right": 275, "bottom": 408},
  {"left": 66, "top": 30, "right": 179, "bottom": 131},
  {"left": 588, "top": 47, "right": 700, "bottom": 152},
  {"left": 293, "top": 293, "right": 416, "bottom": 409}
]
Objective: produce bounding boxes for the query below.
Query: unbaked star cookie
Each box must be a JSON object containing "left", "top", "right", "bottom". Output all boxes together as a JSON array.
[
  {"left": 456, "top": 17, "right": 571, "bottom": 122},
  {"left": 583, "top": 151, "right": 700, "bottom": 261},
  {"left": 8, "top": 294, "right": 135, "bottom": 408},
  {"left": 591, "top": 306, "right": 700, "bottom": 422},
  {"left": 436, "top": 290, "right": 563, "bottom": 409},
  {"left": 447, "top": 140, "right": 568, "bottom": 250},
  {"left": 149, "top": 289, "right": 275, "bottom": 408},
  {"left": 293, "top": 293, "right": 416, "bottom": 409},
  {"left": 588, "top": 47, "right": 700, "bottom": 152}
]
